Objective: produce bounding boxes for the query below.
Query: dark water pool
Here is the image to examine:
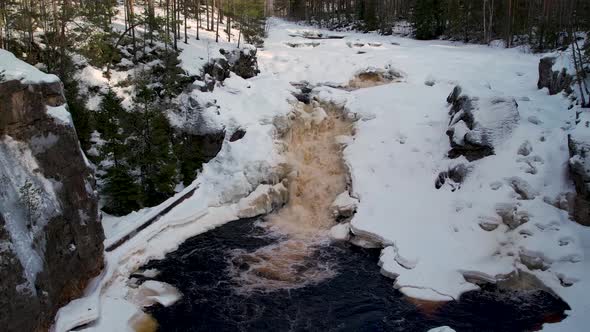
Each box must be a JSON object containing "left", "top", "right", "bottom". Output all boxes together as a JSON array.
[{"left": 138, "top": 218, "right": 568, "bottom": 332}]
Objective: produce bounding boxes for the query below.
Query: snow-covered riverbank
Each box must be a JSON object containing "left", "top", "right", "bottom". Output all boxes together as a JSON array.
[
  {"left": 261, "top": 18, "right": 590, "bottom": 331},
  {"left": 54, "top": 17, "right": 590, "bottom": 332}
]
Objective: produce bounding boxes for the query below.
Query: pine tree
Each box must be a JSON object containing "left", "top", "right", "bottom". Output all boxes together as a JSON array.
[
  {"left": 174, "top": 133, "right": 208, "bottom": 185},
  {"left": 126, "top": 73, "right": 178, "bottom": 207},
  {"left": 62, "top": 75, "right": 92, "bottom": 151}
]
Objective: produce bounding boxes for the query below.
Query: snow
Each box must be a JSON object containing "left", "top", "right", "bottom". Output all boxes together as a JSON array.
[
  {"left": 329, "top": 222, "right": 351, "bottom": 241},
  {"left": 428, "top": 327, "right": 456, "bottom": 332},
  {"left": 0, "top": 49, "right": 59, "bottom": 84},
  {"left": 54, "top": 17, "right": 590, "bottom": 332},
  {"left": 130, "top": 280, "right": 181, "bottom": 307},
  {"left": 46, "top": 105, "right": 73, "bottom": 126}
]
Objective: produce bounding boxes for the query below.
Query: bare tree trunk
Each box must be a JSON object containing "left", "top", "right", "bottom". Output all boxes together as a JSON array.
[
  {"left": 166, "top": 0, "right": 170, "bottom": 49},
  {"left": 184, "top": 0, "right": 188, "bottom": 43},
  {"left": 173, "top": 0, "right": 178, "bottom": 49},
  {"left": 483, "top": 0, "right": 487, "bottom": 44},
  {"left": 226, "top": 0, "right": 231, "bottom": 42},
  {"left": 215, "top": 1, "right": 220, "bottom": 42},
  {"left": 206, "top": 0, "right": 210, "bottom": 30},
  {"left": 196, "top": 0, "right": 200, "bottom": 39},
  {"left": 237, "top": 22, "right": 241, "bottom": 48}
]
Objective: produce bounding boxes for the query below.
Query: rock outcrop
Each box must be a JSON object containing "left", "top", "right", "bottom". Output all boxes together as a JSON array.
[
  {"left": 446, "top": 86, "right": 519, "bottom": 161},
  {"left": 537, "top": 56, "right": 573, "bottom": 95},
  {"left": 199, "top": 47, "right": 260, "bottom": 91},
  {"left": 568, "top": 112, "right": 590, "bottom": 225},
  {"left": 0, "top": 50, "right": 104, "bottom": 331}
]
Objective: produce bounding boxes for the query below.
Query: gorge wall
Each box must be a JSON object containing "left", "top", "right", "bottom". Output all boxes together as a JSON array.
[{"left": 0, "top": 50, "right": 104, "bottom": 331}]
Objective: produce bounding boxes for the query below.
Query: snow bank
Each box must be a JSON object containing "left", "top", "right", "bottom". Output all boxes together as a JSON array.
[
  {"left": 46, "top": 105, "right": 73, "bottom": 126},
  {"left": 0, "top": 49, "right": 59, "bottom": 84}
]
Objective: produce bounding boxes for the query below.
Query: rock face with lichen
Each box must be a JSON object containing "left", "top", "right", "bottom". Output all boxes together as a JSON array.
[{"left": 0, "top": 50, "right": 104, "bottom": 332}]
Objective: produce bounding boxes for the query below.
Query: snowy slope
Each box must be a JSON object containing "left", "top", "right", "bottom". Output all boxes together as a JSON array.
[{"left": 54, "top": 17, "right": 590, "bottom": 331}]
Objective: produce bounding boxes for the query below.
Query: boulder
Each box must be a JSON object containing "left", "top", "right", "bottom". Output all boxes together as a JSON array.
[
  {"left": 236, "top": 181, "right": 289, "bottom": 219},
  {"left": 446, "top": 86, "right": 519, "bottom": 161},
  {"left": 329, "top": 222, "right": 351, "bottom": 241},
  {"left": 517, "top": 140, "right": 533, "bottom": 156},
  {"left": 567, "top": 112, "right": 590, "bottom": 225},
  {"left": 537, "top": 56, "right": 573, "bottom": 95},
  {"left": 435, "top": 163, "right": 470, "bottom": 190},
  {"left": 0, "top": 52, "right": 104, "bottom": 331},
  {"left": 495, "top": 202, "right": 530, "bottom": 230},
  {"left": 199, "top": 47, "right": 260, "bottom": 91},
  {"left": 330, "top": 191, "right": 359, "bottom": 221},
  {"left": 427, "top": 327, "right": 456, "bottom": 332}
]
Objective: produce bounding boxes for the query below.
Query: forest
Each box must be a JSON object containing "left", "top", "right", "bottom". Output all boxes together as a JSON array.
[
  {"left": 275, "top": 0, "right": 590, "bottom": 50},
  {"left": 0, "top": 0, "right": 266, "bottom": 215}
]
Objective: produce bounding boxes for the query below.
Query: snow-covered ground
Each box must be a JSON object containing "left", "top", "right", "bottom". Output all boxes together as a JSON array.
[{"left": 54, "top": 17, "right": 590, "bottom": 332}]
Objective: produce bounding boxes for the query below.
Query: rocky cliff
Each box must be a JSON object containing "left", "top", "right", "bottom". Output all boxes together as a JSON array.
[
  {"left": 0, "top": 50, "right": 104, "bottom": 331},
  {"left": 537, "top": 56, "right": 573, "bottom": 95},
  {"left": 568, "top": 111, "right": 590, "bottom": 226}
]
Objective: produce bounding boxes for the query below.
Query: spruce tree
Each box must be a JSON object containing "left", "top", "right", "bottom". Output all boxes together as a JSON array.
[
  {"left": 413, "top": 0, "right": 445, "bottom": 40},
  {"left": 174, "top": 133, "right": 208, "bottom": 186},
  {"left": 126, "top": 74, "right": 178, "bottom": 207},
  {"left": 102, "top": 165, "right": 143, "bottom": 215},
  {"left": 96, "top": 89, "right": 127, "bottom": 165}
]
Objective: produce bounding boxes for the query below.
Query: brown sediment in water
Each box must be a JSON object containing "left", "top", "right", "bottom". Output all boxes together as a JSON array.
[
  {"left": 130, "top": 312, "right": 158, "bottom": 332},
  {"left": 348, "top": 72, "right": 389, "bottom": 89},
  {"left": 346, "top": 70, "right": 402, "bottom": 90},
  {"left": 229, "top": 102, "right": 354, "bottom": 293},
  {"left": 404, "top": 296, "right": 446, "bottom": 317}
]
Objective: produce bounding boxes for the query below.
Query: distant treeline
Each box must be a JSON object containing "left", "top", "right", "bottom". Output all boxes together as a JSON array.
[{"left": 273, "top": 0, "right": 590, "bottom": 50}]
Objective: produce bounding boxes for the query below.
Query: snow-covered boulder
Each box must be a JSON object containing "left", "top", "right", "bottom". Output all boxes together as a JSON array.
[
  {"left": 435, "top": 163, "right": 470, "bottom": 190},
  {"left": 0, "top": 50, "right": 104, "bottom": 331},
  {"left": 236, "top": 180, "right": 289, "bottom": 218},
  {"left": 568, "top": 111, "right": 590, "bottom": 225},
  {"left": 427, "top": 326, "right": 456, "bottom": 332},
  {"left": 537, "top": 56, "right": 573, "bottom": 95},
  {"left": 330, "top": 191, "right": 359, "bottom": 221},
  {"left": 199, "top": 47, "right": 260, "bottom": 91},
  {"left": 130, "top": 280, "right": 182, "bottom": 308},
  {"left": 446, "top": 86, "right": 520, "bottom": 161},
  {"left": 329, "top": 222, "right": 351, "bottom": 241}
]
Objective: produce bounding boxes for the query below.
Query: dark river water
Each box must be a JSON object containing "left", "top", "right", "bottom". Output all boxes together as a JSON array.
[{"left": 138, "top": 218, "right": 569, "bottom": 332}]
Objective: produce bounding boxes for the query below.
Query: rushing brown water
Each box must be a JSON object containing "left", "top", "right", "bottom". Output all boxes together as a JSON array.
[{"left": 228, "top": 102, "right": 354, "bottom": 293}]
